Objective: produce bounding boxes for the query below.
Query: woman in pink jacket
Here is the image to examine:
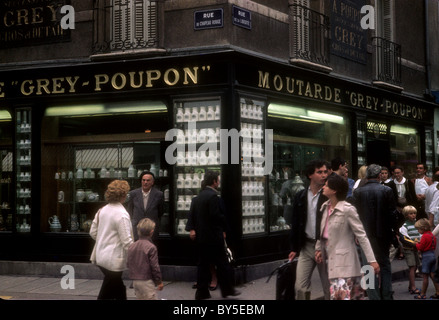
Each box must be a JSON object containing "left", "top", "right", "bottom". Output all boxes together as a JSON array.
[{"left": 316, "top": 174, "right": 379, "bottom": 300}]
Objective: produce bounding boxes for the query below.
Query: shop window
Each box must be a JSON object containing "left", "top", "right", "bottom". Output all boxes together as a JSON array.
[
  {"left": 41, "top": 101, "right": 170, "bottom": 234},
  {"left": 0, "top": 110, "right": 13, "bottom": 231},
  {"left": 267, "top": 103, "right": 350, "bottom": 232},
  {"left": 92, "top": 0, "right": 160, "bottom": 54},
  {"left": 390, "top": 124, "right": 419, "bottom": 177}
]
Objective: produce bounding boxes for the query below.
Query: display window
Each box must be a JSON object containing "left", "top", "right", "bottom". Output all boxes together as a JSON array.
[
  {"left": 390, "top": 124, "right": 420, "bottom": 177},
  {"left": 41, "top": 100, "right": 170, "bottom": 234},
  {"left": 0, "top": 110, "right": 13, "bottom": 232},
  {"left": 266, "top": 103, "right": 351, "bottom": 232}
]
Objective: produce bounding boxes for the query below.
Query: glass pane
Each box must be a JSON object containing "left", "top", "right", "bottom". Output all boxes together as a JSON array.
[
  {"left": 0, "top": 111, "right": 13, "bottom": 231},
  {"left": 267, "top": 103, "right": 350, "bottom": 232},
  {"left": 41, "top": 101, "right": 169, "bottom": 234},
  {"left": 390, "top": 124, "right": 419, "bottom": 177}
]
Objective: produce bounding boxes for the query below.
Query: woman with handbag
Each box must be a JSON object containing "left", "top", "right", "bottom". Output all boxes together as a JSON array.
[
  {"left": 315, "top": 174, "right": 380, "bottom": 300},
  {"left": 90, "top": 179, "right": 133, "bottom": 300}
]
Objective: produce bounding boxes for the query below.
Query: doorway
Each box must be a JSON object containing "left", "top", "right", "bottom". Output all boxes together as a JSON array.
[{"left": 367, "top": 139, "right": 391, "bottom": 168}]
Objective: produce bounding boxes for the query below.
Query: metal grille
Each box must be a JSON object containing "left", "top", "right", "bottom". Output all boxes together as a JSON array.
[
  {"left": 93, "top": 0, "right": 159, "bottom": 54},
  {"left": 289, "top": 3, "right": 330, "bottom": 67},
  {"left": 372, "top": 37, "right": 402, "bottom": 86},
  {"left": 75, "top": 146, "right": 133, "bottom": 169},
  {"left": 1, "top": 151, "right": 12, "bottom": 172}
]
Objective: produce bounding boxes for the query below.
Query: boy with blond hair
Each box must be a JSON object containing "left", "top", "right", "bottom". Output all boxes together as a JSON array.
[
  {"left": 127, "top": 218, "right": 164, "bottom": 300},
  {"left": 399, "top": 205, "right": 421, "bottom": 294}
]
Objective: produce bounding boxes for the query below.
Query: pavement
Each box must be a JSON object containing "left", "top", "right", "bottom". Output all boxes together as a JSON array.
[{"left": 0, "top": 258, "right": 437, "bottom": 301}]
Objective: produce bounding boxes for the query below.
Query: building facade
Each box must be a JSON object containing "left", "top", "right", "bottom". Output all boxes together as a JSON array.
[{"left": 0, "top": 0, "right": 438, "bottom": 266}]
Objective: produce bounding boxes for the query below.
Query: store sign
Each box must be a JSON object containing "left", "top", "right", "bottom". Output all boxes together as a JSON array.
[
  {"left": 194, "top": 9, "right": 223, "bottom": 30},
  {"left": 0, "top": 63, "right": 224, "bottom": 99},
  {"left": 0, "top": 0, "right": 71, "bottom": 47},
  {"left": 232, "top": 5, "right": 251, "bottom": 30},
  {"left": 254, "top": 70, "right": 430, "bottom": 121},
  {"left": 330, "top": 0, "right": 367, "bottom": 64}
]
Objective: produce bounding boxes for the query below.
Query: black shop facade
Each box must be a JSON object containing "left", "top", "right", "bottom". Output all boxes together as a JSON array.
[{"left": 0, "top": 51, "right": 435, "bottom": 266}]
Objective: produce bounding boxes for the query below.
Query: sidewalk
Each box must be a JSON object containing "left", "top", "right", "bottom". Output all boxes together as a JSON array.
[{"left": 0, "top": 259, "right": 410, "bottom": 300}]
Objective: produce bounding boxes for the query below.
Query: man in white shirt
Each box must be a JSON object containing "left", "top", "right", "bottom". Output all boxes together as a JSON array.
[
  {"left": 426, "top": 167, "right": 439, "bottom": 228},
  {"left": 412, "top": 163, "right": 432, "bottom": 220},
  {"left": 288, "top": 159, "right": 330, "bottom": 300}
]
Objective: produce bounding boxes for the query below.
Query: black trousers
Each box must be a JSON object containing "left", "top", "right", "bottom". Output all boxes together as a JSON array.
[
  {"left": 196, "top": 243, "right": 235, "bottom": 297},
  {"left": 98, "top": 266, "right": 127, "bottom": 300}
]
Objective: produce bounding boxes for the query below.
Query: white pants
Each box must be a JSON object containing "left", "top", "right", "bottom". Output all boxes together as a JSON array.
[{"left": 133, "top": 280, "right": 157, "bottom": 300}]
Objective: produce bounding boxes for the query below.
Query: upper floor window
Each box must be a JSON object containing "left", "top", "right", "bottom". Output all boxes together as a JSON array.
[
  {"left": 93, "top": 0, "right": 160, "bottom": 55},
  {"left": 289, "top": 0, "right": 331, "bottom": 72},
  {"left": 372, "top": 0, "right": 402, "bottom": 88}
]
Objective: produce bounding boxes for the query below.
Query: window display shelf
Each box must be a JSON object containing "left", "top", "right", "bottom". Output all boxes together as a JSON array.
[
  {"left": 173, "top": 98, "right": 221, "bottom": 235},
  {"left": 240, "top": 97, "right": 267, "bottom": 235},
  {"left": 15, "top": 108, "right": 32, "bottom": 233}
]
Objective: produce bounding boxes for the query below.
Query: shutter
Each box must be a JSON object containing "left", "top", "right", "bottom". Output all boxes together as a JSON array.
[
  {"left": 382, "top": 0, "right": 394, "bottom": 41},
  {"left": 293, "top": 0, "right": 310, "bottom": 54}
]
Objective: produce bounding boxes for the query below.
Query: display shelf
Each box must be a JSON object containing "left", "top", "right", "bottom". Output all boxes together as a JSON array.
[
  {"left": 173, "top": 98, "right": 221, "bottom": 235},
  {"left": 15, "top": 108, "right": 32, "bottom": 233},
  {"left": 240, "top": 97, "right": 267, "bottom": 235}
]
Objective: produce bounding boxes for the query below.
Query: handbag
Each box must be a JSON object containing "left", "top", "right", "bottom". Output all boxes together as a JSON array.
[
  {"left": 224, "top": 240, "right": 234, "bottom": 264},
  {"left": 89, "top": 208, "right": 102, "bottom": 264}
]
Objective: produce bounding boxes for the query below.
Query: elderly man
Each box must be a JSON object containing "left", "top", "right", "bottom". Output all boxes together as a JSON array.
[
  {"left": 352, "top": 164, "right": 398, "bottom": 300},
  {"left": 126, "top": 171, "right": 164, "bottom": 241}
]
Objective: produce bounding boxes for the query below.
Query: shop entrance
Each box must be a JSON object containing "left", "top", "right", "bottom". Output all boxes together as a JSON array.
[{"left": 367, "top": 139, "right": 391, "bottom": 168}]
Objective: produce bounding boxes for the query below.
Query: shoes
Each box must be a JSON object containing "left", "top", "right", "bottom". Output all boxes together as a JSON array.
[
  {"left": 195, "top": 290, "right": 211, "bottom": 300},
  {"left": 192, "top": 283, "right": 197, "bottom": 289},
  {"left": 414, "top": 294, "right": 427, "bottom": 299},
  {"left": 209, "top": 284, "right": 217, "bottom": 291},
  {"left": 221, "top": 289, "right": 241, "bottom": 298},
  {"left": 408, "top": 288, "right": 421, "bottom": 295},
  {"left": 430, "top": 293, "right": 439, "bottom": 299}
]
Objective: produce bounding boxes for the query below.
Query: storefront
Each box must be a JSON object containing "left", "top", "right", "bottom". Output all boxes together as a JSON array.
[{"left": 0, "top": 51, "right": 435, "bottom": 265}]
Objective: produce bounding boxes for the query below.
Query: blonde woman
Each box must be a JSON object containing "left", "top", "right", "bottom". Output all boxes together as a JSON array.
[
  {"left": 352, "top": 165, "right": 367, "bottom": 192},
  {"left": 90, "top": 179, "right": 133, "bottom": 300}
]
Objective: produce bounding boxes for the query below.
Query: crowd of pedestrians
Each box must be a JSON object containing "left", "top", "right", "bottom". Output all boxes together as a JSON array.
[
  {"left": 288, "top": 159, "right": 439, "bottom": 300},
  {"left": 86, "top": 158, "right": 439, "bottom": 301}
]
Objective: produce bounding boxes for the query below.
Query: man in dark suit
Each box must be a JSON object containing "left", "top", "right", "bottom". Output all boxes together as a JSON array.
[
  {"left": 126, "top": 171, "right": 164, "bottom": 241},
  {"left": 185, "top": 170, "right": 239, "bottom": 300},
  {"left": 288, "top": 159, "right": 330, "bottom": 300},
  {"left": 352, "top": 164, "right": 397, "bottom": 300}
]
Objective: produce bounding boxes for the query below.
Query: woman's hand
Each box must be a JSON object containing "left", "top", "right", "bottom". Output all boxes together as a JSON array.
[{"left": 315, "top": 250, "right": 323, "bottom": 264}]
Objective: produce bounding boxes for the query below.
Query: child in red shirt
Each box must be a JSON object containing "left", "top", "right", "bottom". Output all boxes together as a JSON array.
[{"left": 414, "top": 218, "right": 439, "bottom": 299}]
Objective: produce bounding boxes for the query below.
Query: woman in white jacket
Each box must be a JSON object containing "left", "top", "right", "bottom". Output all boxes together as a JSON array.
[
  {"left": 316, "top": 174, "right": 379, "bottom": 300},
  {"left": 90, "top": 179, "right": 133, "bottom": 300}
]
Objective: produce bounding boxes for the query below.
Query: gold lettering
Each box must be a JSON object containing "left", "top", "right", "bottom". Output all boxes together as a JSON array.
[
  {"left": 286, "top": 77, "right": 295, "bottom": 93},
  {"left": 36, "top": 78, "right": 50, "bottom": 95},
  {"left": 111, "top": 73, "right": 127, "bottom": 90},
  {"left": 146, "top": 70, "right": 161, "bottom": 87},
  {"left": 52, "top": 77, "right": 65, "bottom": 94},
  {"left": 164, "top": 68, "right": 179, "bottom": 86},
  {"left": 31, "top": 7, "right": 44, "bottom": 24},
  {"left": 129, "top": 71, "right": 143, "bottom": 89},
  {"left": 95, "top": 74, "right": 109, "bottom": 91},
  {"left": 183, "top": 67, "right": 198, "bottom": 85},
  {"left": 46, "top": 5, "right": 58, "bottom": 22},
  {"left": 304, "top": 82, "right": 313, "bottom": 98},
  {"left": 16, "top": 9, "right": 28, "bottom": 26},
  {"left": 4, "top": 11, "right": 14, "bottom": 27},
  {"left": 314, "top": 83, "right": 322, "bottom": 100},
  {"left": 21, "top": 80, "right": 34, "bottom": 96},
  {"left": 273, "top": 75, "right": 283, "bottom": 91},
  {"left": 334, "top": 88, "right": 341, "bottom": 103},
  {"left": 65, "top": 76, "right": 79, "bottom": 93},
  {"left": 258, "top": 71, "right": 270, "bottom": 89},
  {"left": 324, "top": 86, "right": 332, "bottom": 101},
  {"left": 0, "top": 82, "right": 4, "bottom": 98}
]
